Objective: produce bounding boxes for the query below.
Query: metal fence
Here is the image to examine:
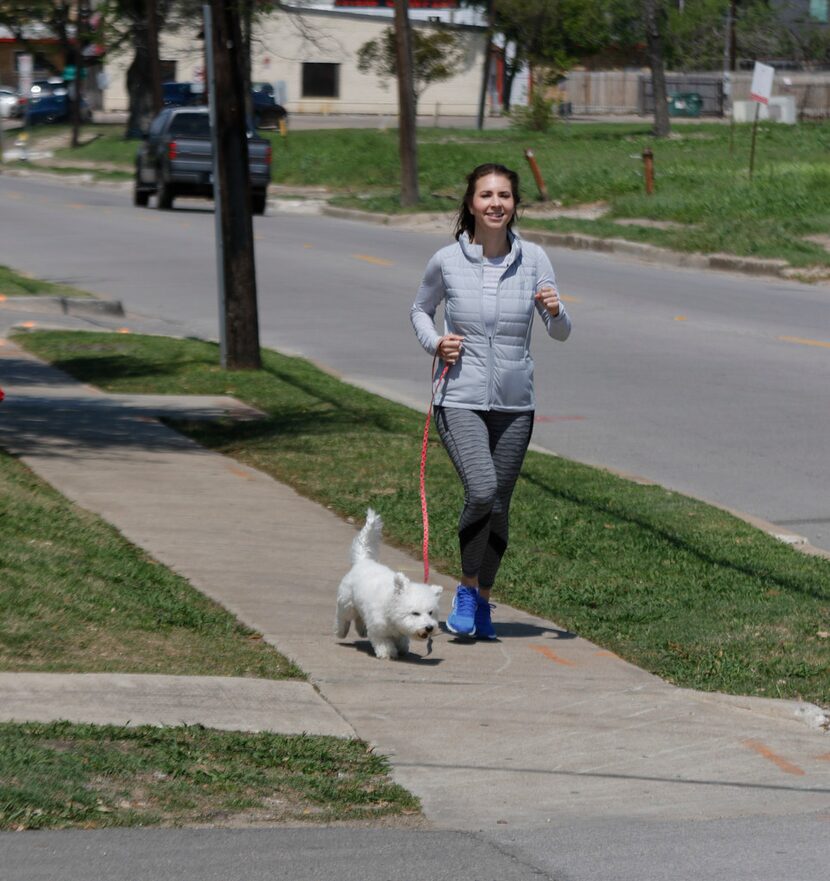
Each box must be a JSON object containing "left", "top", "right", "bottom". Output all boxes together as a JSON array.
[{"left": 639, "top": 75, "right": 725, "bottom": 116}]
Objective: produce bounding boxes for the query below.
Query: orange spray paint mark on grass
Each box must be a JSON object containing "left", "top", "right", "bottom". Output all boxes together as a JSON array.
[
  {"left": 530, "top": 644, "right": 577, "bottom": 666},
  {"left": 742, "top": 740, "right": 805, "bottom": 776}
]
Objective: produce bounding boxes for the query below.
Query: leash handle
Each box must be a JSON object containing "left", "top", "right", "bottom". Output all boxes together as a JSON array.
[{"left": 419, "top": 349, "right": 450, "bottom": 582}]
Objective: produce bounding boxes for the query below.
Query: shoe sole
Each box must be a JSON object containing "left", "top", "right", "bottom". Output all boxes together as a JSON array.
[{"left": 445, "top": 620, "right": 476, "bottom": 637}]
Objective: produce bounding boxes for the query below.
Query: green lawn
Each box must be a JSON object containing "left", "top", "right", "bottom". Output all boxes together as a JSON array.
[
  {"left": 0, "top": 448, "right": 298, "bottom": 679},
  {"left": 33, "top": 120, "right": 830, "bottom": 268},
  {"left": 0, "top": 264, "right": 92, "bottom": 299},
  {"left": 16, "top": 329, "right": 830, "bottom": 710},
  {"left": 0, "top": 722, "right": 418, "bottom": 830}
]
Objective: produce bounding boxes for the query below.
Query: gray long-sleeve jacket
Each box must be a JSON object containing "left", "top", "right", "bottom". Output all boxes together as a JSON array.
[{"left": 410, "top": 231, "right": 571, "bottom": 412}]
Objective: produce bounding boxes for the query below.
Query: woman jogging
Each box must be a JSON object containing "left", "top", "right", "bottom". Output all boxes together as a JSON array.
[{"left": 410, "top": 163, "right": 572, "bottom": 640}]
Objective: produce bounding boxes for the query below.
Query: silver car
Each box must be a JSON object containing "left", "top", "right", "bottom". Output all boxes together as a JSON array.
[{"left": 0, "top": 86, "right": 21, "bottom": 119}]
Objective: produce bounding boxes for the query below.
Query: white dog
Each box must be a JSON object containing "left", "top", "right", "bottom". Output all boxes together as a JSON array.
[{"left": 335, "top": 509, "right": 442, "bottom": 659}]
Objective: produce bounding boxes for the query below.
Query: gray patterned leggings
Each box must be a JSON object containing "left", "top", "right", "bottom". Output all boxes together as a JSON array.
[{"left": 434, "top": 406, "right": 534, "bottom": 589}]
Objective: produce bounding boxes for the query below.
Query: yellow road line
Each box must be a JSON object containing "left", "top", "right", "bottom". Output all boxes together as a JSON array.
[
  {"left": 353, "top": 253, "right": 394, "bottom": 267},
  {"left": 778, "top": 335, "right": 830, "bottom": 349}
]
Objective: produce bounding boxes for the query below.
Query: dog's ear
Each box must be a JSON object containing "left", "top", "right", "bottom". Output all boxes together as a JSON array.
[
  {"left": 431, "top": 585, "right": 443, "bottom": 599},
  {"left": 393, "top": 572, "right": 409, "bottom": 593}
]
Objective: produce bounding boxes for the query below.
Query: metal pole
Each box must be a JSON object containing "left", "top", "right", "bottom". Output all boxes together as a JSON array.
[
  {"left": 749, "top": 101, "right": 760, "bottom": 181},
  {"left": 203, "top": 3, "right": 227, "bottom": 364}
]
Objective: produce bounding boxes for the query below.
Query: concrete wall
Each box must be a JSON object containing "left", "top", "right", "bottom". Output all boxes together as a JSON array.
[{"left": 101, "top": 8, "right": 486, "bottom": 117}]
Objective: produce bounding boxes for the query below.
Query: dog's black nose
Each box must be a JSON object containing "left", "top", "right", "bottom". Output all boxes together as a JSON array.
[{"left": 425, "top": 624, "right": 434, "bottom": 633}]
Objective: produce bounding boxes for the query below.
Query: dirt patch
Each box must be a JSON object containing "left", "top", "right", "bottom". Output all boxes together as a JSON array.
[
  {"left": 613, "top": 218, "right": 693, "bottom": 231},
  {"left": 523, "top": 200, "right": 609, "bottom": 221},
  {"left": 803, "top": 234, "right": 830, "bottom": 252}
]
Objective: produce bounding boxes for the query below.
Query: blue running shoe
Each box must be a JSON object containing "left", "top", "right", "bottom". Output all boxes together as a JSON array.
[
  {"left": 474, "top": 596, "right": 497, "bottom": 640},
  {"left": 446, "top": 585, "right": 478, "bottom": 637}
]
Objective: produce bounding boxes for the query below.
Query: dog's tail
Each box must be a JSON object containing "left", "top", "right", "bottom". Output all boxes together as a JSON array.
[{"left": 351, "top": 508, "right": 382, "bottom": 564}]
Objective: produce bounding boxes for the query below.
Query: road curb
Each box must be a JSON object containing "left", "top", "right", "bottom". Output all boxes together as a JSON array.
[
  {"left": 321, "top": 205, "right": 795, "bottom": 280},
  {"left": 0, "top": 296, "right": 125, "bottom": 317}
]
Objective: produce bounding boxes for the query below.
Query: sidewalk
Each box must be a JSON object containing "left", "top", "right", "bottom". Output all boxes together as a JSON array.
[{"left": 1, "top": 311, "right": 829, "bottom": 877}]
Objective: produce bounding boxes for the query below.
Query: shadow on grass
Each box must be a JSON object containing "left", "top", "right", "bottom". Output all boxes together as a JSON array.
[
  {"left": 48, "top": 355, "right": 212, "bottom": 384},
  {"left": 520, "top": 471, "right": 829, "bottom": 602}
]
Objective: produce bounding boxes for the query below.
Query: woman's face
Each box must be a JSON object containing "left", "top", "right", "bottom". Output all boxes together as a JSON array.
[{"left": 468, "top": 173, "right": 515, "bottom": 236}]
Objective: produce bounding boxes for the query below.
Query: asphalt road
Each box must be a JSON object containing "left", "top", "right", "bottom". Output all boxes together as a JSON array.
[
  {"left": 1, "top": 172, "right": 829, "bottom": 554},
  {"left": 3, "top": 815, "right": 830, "bottom": 881}
]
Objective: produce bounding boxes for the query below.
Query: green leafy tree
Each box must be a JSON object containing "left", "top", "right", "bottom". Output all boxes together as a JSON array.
[
  {"left": 663, "top": 0, "right": 790, "bottom": 71},
  {"left": 356, "top": 24, "right": 467, "bottom": 112}
]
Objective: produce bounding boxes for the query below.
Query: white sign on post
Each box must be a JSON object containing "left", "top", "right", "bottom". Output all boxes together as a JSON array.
[
  {"left": 750, "top": 61, "right": 774, "bottom": 105},
  {"left": 18, "top": 53, "right": 33, "bottom": 95}
]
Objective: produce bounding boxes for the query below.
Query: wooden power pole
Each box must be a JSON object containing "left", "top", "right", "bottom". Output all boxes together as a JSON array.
[{"left": 205, "top": 0, "right": 261, "bottom": 370}]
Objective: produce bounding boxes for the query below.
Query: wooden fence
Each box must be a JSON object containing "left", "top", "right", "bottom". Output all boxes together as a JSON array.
[{"left": 562, "top": 70, "right": 830, "bottom": 118}]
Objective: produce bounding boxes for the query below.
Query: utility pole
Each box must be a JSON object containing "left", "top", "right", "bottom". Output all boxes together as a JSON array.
[
  {"left": 205, "top": 1, "right": 261, "bottom": 369},
  {"left": 394, "top": 0, "right": 419, "bottom": 206}
]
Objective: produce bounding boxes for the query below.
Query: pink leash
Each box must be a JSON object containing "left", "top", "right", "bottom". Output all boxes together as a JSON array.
[{"left": 419, "top": 353, "right": 450, "bottom": 581}]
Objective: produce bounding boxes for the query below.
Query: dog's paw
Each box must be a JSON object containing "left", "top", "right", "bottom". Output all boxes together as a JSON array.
[{"left": 372, "top": 641, "right": 398, "bottom": 660}]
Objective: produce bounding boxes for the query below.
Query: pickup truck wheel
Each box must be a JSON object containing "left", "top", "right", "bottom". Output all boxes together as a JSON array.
[
  {"left": 251, "top": 192, "right": 267, "bottom": 216},
  {"left": 156, "top": 181, "right": 174, "bottom": 210},
  {"left": 133, "top": 178, "right": 150, "bottom": 207}
]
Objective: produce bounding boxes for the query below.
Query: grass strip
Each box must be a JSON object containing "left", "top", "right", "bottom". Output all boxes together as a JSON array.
[
  {"left": 37, "top": 121, "right": 830, "bottom": 268},
  {"left": 0, "top": 448, "right": 299, "bottom": 679},
  {"left": 0, "top": 264, "right": 92, "bottom": 300},
  {"left": 15, "top": 330, "right": 830, "bottom": 709},
  {"left": 0, "top": 721, "right": 418, "bottom": 830}
]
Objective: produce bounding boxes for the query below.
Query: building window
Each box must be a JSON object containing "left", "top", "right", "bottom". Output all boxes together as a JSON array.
[
  {"left": 302, "top": 63, "right": 339, "bottom": 98},
  {"left": 810, "top": 0, "right": 829, "bottom": 23}
]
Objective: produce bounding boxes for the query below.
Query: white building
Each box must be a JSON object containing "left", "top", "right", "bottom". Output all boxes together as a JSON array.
[{"left": 102, "top": 2, "right": 488, "bottom": 117}]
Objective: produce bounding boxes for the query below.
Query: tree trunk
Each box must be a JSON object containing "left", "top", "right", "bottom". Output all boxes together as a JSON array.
[
  {"left": 644, "top": 0, "right": 670, "bottom": 138},
  {"left": 476, "top": 0, "right": 494, "bottom": 130},
  {"left": 146, "top": 0, "right": 163, "bottom": 116},
  {"left": 125, "top": 27, "right": 154, "bottom": 139},
  {"left": 394, "top": 0, "right": 419, "bottom": 206},
  {"left": 70, "top": 9, "right": 82, "bottom": 148},
  {"left": 209, "top": 0, "right": 261, "bottom": 369}
]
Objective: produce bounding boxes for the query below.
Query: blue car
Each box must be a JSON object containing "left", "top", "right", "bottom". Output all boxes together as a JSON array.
[{"left": 26, "top": 91, "right": 92, "bottom": 125}]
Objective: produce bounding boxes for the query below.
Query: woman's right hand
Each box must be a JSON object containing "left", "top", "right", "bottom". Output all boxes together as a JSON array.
[{"left": 437, "top": 334, "right": 465, "bottom": 365}]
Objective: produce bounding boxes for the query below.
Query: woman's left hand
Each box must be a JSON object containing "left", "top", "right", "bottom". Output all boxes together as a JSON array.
[{"left": 535, "top": 286, "right": 561, "bottom": 317}]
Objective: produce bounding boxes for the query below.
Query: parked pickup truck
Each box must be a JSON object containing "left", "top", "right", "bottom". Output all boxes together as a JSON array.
[{"left": 133, "top": 107, "right": 272, "bottom": 214}]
